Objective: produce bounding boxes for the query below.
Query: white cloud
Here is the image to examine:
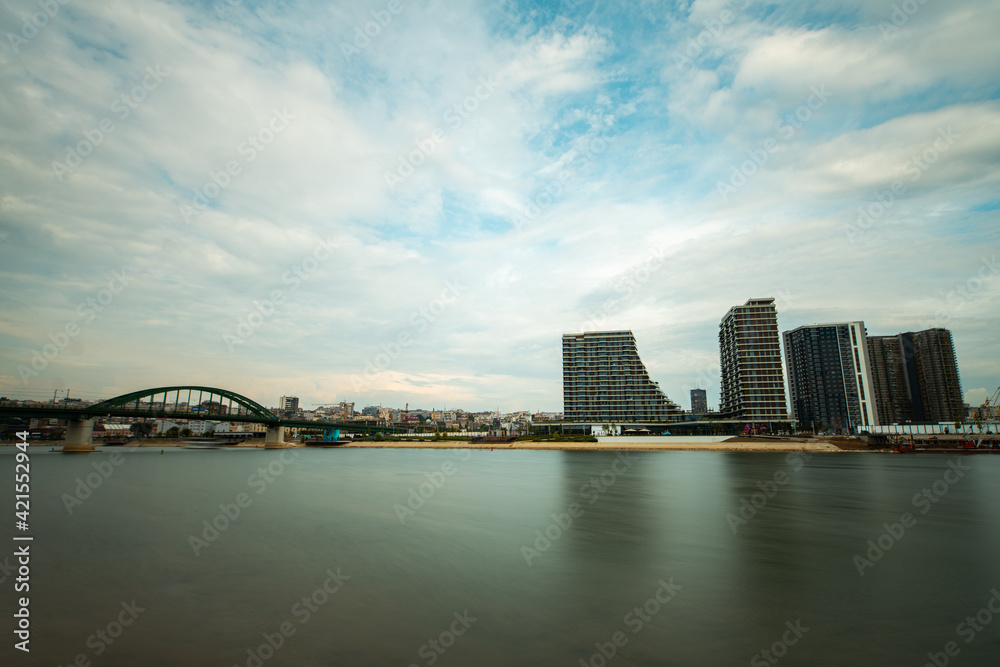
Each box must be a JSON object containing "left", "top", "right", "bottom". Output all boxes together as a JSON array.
[
  {"left": 0, "top": 0, "right": 996, "bottom": 413},
  {"left": 966, "top": 388, "right": 988, "bottom": 406}
]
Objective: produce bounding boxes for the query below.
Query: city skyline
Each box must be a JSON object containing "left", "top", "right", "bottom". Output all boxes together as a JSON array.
[{"left": 1, "top": 0, "right": 998, "bottom": 413}]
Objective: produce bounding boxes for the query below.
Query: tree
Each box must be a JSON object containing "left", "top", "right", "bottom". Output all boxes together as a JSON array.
[
  {"left": 165, "top": 427, "right": 179, "bottom": 438},
  {"left": 130, "top": 422, "right": 153, "bottom": 438}
]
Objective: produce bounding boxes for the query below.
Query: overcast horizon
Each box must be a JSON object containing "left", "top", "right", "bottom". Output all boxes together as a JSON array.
[{"left": 1, "top": 0, "right": 998, "bottom": 413}]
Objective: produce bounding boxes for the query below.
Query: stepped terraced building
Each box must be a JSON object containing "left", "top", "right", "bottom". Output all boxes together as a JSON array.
[{"left": 562, "top": 331, "right": 682, "bottom": 422}]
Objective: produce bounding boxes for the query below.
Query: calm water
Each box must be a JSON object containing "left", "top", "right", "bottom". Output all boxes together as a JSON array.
[{"left": 2, "top": 446, "right": 1000, "bottom": 666}]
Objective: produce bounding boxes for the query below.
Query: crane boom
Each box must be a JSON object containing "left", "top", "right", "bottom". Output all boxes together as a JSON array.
[{"left": 974, "top": 386, "right": 1000, "bottom": 449}]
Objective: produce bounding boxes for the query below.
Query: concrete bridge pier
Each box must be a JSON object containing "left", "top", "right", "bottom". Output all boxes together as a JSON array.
[
  {"left": 264, "top": 425, "right": 287, "bottom": 449},
  {"left": 63, "top": 418, "right": 96, "bottom": 452}
]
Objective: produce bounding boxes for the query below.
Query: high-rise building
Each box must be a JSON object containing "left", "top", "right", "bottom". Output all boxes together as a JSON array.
[
  {"left": 867, "top": 328, "right": 963, "bottom": 424},
  {"left": 719, "top": 298, "right": 789, "bottom": 421},
  {"left": 783, "top": 322, "right": 878, "bottom": 432},
  {"left": 867, "top": 336, "right": 911, "bottom": 424},
  {"left": 562, "top": 331, "right": 682, "bottom": 422},
  {"left": 279, "top": 396, "right": 299, "bottom": 413},
  {"left": 690, "top": 389, "right": 708, "bottom": 414},
  {"left": 910, "top": 329, "right": 965, "bottom": 423}
]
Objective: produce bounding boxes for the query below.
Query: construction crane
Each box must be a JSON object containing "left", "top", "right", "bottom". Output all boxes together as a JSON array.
[
  {"left": 987, "top": 386, "right": 1000, "bottom": 410},
  {"left": 974, "top": 386, "right": 1000, "bottom": 448}
]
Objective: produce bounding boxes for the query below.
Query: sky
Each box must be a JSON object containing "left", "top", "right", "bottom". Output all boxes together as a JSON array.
[{"left": 1, "top": 0, "right": 998, "bottom": 413}]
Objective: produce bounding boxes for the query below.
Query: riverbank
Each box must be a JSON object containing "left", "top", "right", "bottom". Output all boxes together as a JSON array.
[
  {"left": 333, "top": 438, "right": 844, "bottom": 452},
  {"left": 19, "top": 436, "right": 845, "bottom": 453}
]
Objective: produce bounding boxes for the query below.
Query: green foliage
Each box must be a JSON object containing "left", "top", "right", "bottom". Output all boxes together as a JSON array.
[{"left": 130, "top": 422, "right": 154, "bottom": 437}]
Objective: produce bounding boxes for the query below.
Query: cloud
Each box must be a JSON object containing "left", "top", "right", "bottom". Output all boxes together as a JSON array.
[
  {"left": 966, "top": 388, "right": 988, "bottom": 406},
  {"left": 0, "top": 0, "right": 996, "bottom": 413}
]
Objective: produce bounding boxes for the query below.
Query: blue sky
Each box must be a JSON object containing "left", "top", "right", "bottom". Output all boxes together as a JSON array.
[{"left": 1, "top": 0, "right": 998, "bottom": 412}]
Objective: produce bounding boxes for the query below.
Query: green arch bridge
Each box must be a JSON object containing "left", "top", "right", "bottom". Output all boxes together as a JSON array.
[{"left": 0, "top": 385, "right": 400, "bottom": 450}]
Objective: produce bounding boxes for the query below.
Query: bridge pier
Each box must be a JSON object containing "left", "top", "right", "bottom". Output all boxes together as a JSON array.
[
  {"left": 63, "top": 418, "right": 96, "bottom": 452},
  {"left": 264, "top": 425, "right": 287, "bottom": 449}
]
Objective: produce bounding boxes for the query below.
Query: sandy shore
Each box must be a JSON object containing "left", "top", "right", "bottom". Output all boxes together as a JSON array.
[
  {"left": 331, "top": 439, "right": 843, "bottom": 453},
  {"left": 23, "top": 437, "right": 846, "bottom": 453}
]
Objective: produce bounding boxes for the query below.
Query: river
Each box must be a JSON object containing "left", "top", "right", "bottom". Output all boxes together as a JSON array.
[{"left": 1, "top": 446, "right": 999, "bottom": 666}]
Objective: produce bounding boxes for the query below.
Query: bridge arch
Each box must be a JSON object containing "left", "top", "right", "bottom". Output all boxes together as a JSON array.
[{"left": 89, "top": 386, "right": 277, "bottom": 422}]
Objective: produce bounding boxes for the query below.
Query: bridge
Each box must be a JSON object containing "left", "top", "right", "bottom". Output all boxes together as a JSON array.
[{"left": 0, "top": 386, "right": 400, "bottom": 452}]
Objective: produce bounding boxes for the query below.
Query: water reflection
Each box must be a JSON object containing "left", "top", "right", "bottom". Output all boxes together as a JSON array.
[{"left": 3, "top": 449, "right": 1000, "bottom": 666}]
